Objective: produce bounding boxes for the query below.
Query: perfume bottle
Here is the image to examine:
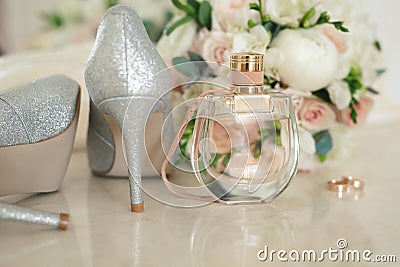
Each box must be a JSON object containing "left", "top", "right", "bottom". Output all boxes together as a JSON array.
[{"left": 191, "top": 52, "right": 299, "bottom": 204}]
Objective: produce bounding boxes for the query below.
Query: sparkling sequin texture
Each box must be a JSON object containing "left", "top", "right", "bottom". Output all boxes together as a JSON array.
[
  {"left": 85, "top": 5, "right": 171, "bottom": 106},
  {"left": 0, "top": 202, "right": 60, "bottom": 228},
  {"left": 85, "top": 5, "right": 173, "bottom": 205},
  {"left": 0, "top": 75, "right": 80, "bottom": 146}
]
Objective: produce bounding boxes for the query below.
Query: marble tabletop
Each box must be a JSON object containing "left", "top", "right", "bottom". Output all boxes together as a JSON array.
[{"left": 1, "top": 116, "right": 399, "bottom": 266}]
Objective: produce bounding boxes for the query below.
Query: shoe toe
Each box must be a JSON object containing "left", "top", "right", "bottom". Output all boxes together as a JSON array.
[{"left": 0, "top": 75, "right": 80, "bottom": 146}]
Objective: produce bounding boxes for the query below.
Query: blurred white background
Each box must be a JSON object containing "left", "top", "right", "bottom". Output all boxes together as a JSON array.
[{"left": 0, "top": 0, "right": 172, "bottom": 52}]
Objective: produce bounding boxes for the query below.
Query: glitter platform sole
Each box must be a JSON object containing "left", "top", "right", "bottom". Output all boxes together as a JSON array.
[{"left": 0, "top": 95, "right": 80, "bottom": 197}]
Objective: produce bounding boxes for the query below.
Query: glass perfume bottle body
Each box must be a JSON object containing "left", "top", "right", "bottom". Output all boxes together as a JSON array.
[{"left": 191, "top": 92, "right": 299, "bottom": 204}]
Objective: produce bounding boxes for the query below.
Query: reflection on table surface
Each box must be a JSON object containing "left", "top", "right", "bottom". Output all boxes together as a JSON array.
[{"left": 1, "top": 119, "right": 400, "bottom": 267}]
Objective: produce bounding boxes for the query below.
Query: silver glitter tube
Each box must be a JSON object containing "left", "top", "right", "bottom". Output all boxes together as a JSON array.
[{"left": 0, "top": 202, "right": 69, "bottom": 230}]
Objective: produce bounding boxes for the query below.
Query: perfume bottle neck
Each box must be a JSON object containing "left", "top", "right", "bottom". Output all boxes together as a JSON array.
[{"left": 231, "top": 85, "right": 264, "bottom": 94}]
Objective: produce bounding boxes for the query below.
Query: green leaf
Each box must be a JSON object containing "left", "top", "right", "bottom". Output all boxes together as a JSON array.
[
  {"left": 262, "top": 15, "right": 270, "bottom": 23},
  {"left": 247, "top": 19, "right": 257, "bottom": 28},
  {"left": 249, "top": 3, "right": 260, "bottom": 11},
  {"left": 178, "top": 118, "right": 195, "bottom": 159},
  {"left": 374, "top": 40, "right": 382, "bottom": 51},
  {"left": 189, "top": 52, "right": 214, "bottom": 77},
  {"left": 143, "top": 20, "right": 158, "bottom": 42},
  {"left": 187, "top": 0, "right": 200, "bottom": 10},
  {"left": 349, "top": 102, "right": 358, "bottom": 124},
  {"left": 172, "top": 56, "right": 200, "bottom": 77},
  {"left": 376, "top": 69, "right": 386, "bottom": 76},
  {"left": 331, "top": 21, "right": 349, "bottom": 32},
  {"left": 275, "top": 135, "right": 282, "bottom": 147},
  {"left": 253, "top": 141, "right": 262, "bottom": 158},
  {"left": 188, "top": 51, "right": 205, "bottom": 62},
  {"left": 313, "top": 130, "right": 333, "bottom": 155},
  {"left": 300, "top": 8, "right": 316, "bottom": 28},
  {"left": 347, "top": 79, "right": 363, "bottom": 94},
  {"left": 316, "top": 11, "right": 330, "bottom": 24},
  {"left": 166, "top": 16, "right": 193, "bottom": 35},
  {"left": 173, "top": 53, "right": 215, "bottom": 79},
  {"left": 106, "top": 0, "right": 119, "bottom": 8},
  {"left": 210, "top": 153, "right": 223, "bottom": 168},
  {"left": 171, "top": 0, "right": 196, "bottom": 15},
  {"left": 198, "top": 1, "right": 212, "bottom": 30},
  {"left": 221, "top": 152, "right": 231, "bottom": 168},
  {"left": 41, "top": 12, "right": 64, "bottom": 28},
  {"left": 318, "top": 154, "right": 327, "bottom": 162},
  {"left": 274, "top": 121, "right": 282, "bottom": 131},
  {"left": 367, "top": 87, "right": 380, "bottom": 95},
  {"left": 172, "top": 56, "right": 191, "bottom": 65},
  {"left": 147, "top": 10, "right": 174, "bottom": 43},
  {"left": 312, "top": 89, "right": 333, "bottom": 104},
  {"left": 349, "top": 63, "right": 362, "bottom": 78}
]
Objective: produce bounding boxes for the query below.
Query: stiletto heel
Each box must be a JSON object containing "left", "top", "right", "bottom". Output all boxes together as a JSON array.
[
  {"left": 85, "top": 5, "right": 172, "bottom": 212},
  {"left": 0, "top": 202, "right": 69, "bottom": 230}
]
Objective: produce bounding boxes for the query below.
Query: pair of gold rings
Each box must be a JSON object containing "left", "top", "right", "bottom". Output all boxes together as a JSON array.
[{"left": 327, "top": 176, "right": 364, "bottom": 192}]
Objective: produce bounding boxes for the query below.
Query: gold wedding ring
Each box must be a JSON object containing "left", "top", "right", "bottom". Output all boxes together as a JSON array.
[
  {"left": 327, "top": 180, "right": 349, "bottom": 192},
  {"left": 342, "top": 176, "right": 365, "bottom": 190}
]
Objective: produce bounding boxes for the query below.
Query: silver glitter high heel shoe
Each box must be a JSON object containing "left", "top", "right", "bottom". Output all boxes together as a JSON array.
[
  {"left": 0, "top": 75, "right": 81, "bottom": 229},
  {"left": 85, "top": 5, "right": 172, "bottom": 213}
]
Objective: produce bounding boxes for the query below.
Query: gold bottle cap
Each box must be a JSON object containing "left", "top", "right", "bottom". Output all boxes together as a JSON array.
[{"left": 230, "top": 52, "right": 264, "bottom": 72}]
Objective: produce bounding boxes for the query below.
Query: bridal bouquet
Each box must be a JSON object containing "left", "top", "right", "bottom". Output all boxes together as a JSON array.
[{"left": 157, "top": 0, "right": 384, "bottom": 171}]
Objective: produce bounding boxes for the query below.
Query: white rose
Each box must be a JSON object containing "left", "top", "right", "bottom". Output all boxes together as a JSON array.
[
  {"left": 182, "top": 82, "right": 213, "bottom": 101},
  {"left": 321, "top": 0, "right": 384, "bottom": 86},
  {"left": 266, "top": 0, "right": 319, "bottom": 26},
  {"left": 327, "top": 80, "right": 351, "bottom": 110},
  {"left": 271, "top": 29, "right": 339, "bottom": 91},
  {"left": 156, "top": 19, "right": 197, "bottom": 64},
  {"left": 232, "top": 25, "right": 270, "bottom": 54},
  {"left": 264, "top": 48, "right": 283, "bottom": 81},
  {"left": 211, "top": 0, "right": 258, "bottom": 31},
  {"left": 298, "top": 127, "right": 316, "bottom": 154}
]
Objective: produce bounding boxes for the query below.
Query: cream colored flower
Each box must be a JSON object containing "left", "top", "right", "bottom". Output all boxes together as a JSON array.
[
  {"left": 265, "top": 0, "right": 319, "bottom": 27},
  {"left": 156, "top": 19, "right": 197, "bottom": 64},
  {"left": 271, "top": 29, "right": 339, "bottom": 91},
  {"left": 232, "top": 25, "right": 270, "bottom": 54},
  {"left": 263, "top": 48, "right": 283, "bottom": 81},
  {"left": 326, "top": 80, "right": 351, "bottom": 110},
  {"left": 211, "top": 0, "right": 258, "bottom": 31},
  {"left": 298, "top": 126, "right": 316, "bottom": 154}
]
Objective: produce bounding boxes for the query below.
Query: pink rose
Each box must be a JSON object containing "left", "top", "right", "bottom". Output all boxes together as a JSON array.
[
  {"left": 210, "top": 119, "right": 261, "bottom": 154},
  {"left": 341, "top": 96, "right": 374, "bottom": 127},
  {"left": 298, "top": 98, "right": 336, "bottom": 131},
  {"left": 194, "top": 30, "right": 232, "bottom": 65},
  {"left": 211, "top": 121, "right": 231, "bottom": 154}
]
